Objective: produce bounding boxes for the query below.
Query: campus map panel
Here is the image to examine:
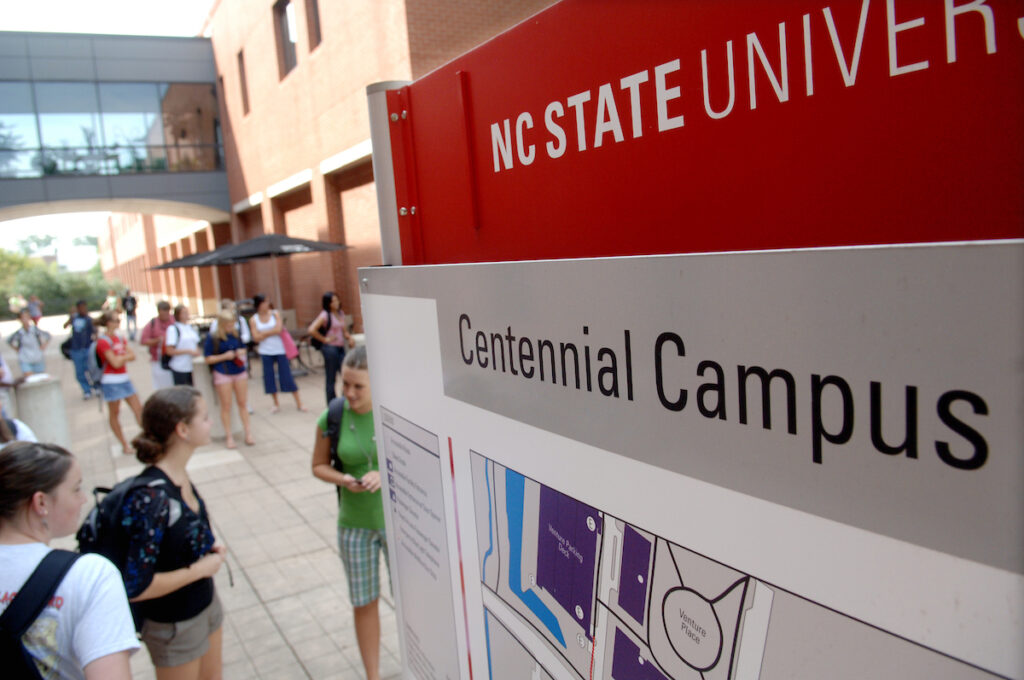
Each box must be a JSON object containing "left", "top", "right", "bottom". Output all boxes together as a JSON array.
[{"left": 470, "top": 452, "right": 1002, "bottom": 680}]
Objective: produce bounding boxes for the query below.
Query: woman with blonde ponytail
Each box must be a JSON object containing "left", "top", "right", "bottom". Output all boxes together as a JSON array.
[{"left": 121, "top": 386, "right": 227, "bottom": 679}]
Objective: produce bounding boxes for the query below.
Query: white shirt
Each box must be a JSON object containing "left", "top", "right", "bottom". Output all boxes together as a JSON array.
[
  {"left": 0, "top": 543, "right": 139, "bottom": 679},
  {"left": 165, "top": 323, "right": 200, "bottom": 373},
  {"left": 0, "top": 418, "right": 38, "bottom": 448},
  {"left": 252, "top": 312, "right": 285, "bottom": 356}
]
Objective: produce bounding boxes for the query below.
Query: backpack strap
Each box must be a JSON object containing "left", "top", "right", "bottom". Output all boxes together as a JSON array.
[
  {"left": 325, "top": 397, "right": 347, "bottom": 503},
  {"left": 0, "top": 549, "right": 80, "bottom": 638},
  {"left": 326, "top": 397, "right": 346, "bottom": 474}
]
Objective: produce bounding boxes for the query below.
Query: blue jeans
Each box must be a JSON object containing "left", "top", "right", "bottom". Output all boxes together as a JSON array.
[
  {"left": 125, "top": 314, "right": 137, "bottom": 340},
  {"left": 321, "top": 344, "right": 346, "bottom": 405},
  {"left": 70, "top": 347, "right": 91, "bottom": 396},
  {"left": 261, "top": 354, "right": 297, "bottom": 394}
]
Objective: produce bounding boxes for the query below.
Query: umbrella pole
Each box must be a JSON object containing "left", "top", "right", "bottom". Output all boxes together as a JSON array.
[{"left": 272, "top": 255, "right": 283, "bottom": 313}]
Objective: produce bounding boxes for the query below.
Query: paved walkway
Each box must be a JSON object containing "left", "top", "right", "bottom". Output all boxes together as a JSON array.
[{"left": 4, "top": 314, "right": 401, "bottom": 680}]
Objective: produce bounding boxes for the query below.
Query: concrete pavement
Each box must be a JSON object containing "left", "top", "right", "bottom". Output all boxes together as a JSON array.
[{"left": 5, "top": 314, "right": 401, "bottom": 680}]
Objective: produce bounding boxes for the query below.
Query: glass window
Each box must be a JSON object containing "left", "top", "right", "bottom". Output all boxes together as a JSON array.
[
  {"left": 0, "top": 80, "right": 222, "bottom": 177},
  {"left": 0, "top": 82, "right": 40, "bottom": 178},
  {"left": 160, "top": 84, "right": 220, "bottom": 171},
  {"left": 237, "top": 50, "right": 250, "bottom": 114},
  {"left": 274, "top": 0, "right": 298, "bottom": 77},
  {"left": 305, "top": 0, "right": 322, "bottom": 50},
  {"left": 35, "top": 82, "right": 104, "bottom": 174},
  {"left": 99, "top": 83, "right": 162, "bottom": 147}
]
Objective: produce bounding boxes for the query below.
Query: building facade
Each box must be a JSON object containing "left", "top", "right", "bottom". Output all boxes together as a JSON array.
[{"left": 99, "top": 0, "right": 556, "bottom": 331}]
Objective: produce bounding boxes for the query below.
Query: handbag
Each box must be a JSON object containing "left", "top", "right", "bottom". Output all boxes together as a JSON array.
[
  {"left": 60, "top": 337, "right": 72, "bottom": 360},
  {"left": 281, "top": 328, "right": 299, "bottom": 360},
  {"left": 160, "top": 324, "right": 178, "bottom": 370}
]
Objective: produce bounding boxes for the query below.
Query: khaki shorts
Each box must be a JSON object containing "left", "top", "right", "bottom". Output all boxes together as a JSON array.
[{"left": 141, "top": 593, "right": 224, "bottom": 668}]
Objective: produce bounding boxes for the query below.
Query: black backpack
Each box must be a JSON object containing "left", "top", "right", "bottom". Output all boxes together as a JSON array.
[
  {"left": 0, "top": 549, "right": 80, "bottom": 680},
  {"left": 76, "top": 468, "right": 168, "bottom": 629},
  {"left": 310, "top": 313, "right": 334, "bottom": 350},
  {"left": 77, "top": 468, "right": 167, "bottom": 567}
]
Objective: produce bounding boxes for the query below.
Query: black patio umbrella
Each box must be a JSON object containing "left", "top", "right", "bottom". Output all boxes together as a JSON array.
[
  {"left": 197, "top": 234, "right": 349, "bottom": 305},
  {"left": 148, "top": 234, "right": 347, "bottom": 306},
  {"left": 149, "top": 248, "right": 237, "bottom": 270}
]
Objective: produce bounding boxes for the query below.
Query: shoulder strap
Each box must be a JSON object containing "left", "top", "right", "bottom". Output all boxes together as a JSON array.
[
  {"left": 0, "top": 550, "right": 80, "bottom": 638},
  {"left": 326, "top": 397, "right": 347, "bottom": 474}
]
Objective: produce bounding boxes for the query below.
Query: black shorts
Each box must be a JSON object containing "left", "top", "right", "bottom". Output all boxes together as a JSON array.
[{"left": 171, "top": 370, "right": 194, "bottom": 386}]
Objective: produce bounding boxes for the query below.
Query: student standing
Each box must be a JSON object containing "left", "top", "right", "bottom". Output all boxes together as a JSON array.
[
  {"left": 126, "top": 387, "right": 226, "bottom": 680},
  {"left": 0, "top": 353, "right": 24, "bottom": 417},
  {"left": 307, "top": 291, "right": 353, "bottom": 405},
  {"left": 140, "top": 301, "right": 175, "bottom": 390},
  {"left": 311, "top": 346, "right": 387, "bottom": 680},
  {"left": 164, "top": 305, "right": 201, "bottom": 386},
  {"left": 64, "top": 300, "right": 95, "bottom": 399},
  {"left": 250, "top": 294, "right": 305, "bottom": 413},
  {"left": 121, "top": 290, "right": 138, "bottom": 341},
  {"left": 26, "top": 294, "right": 43, "bottom": 325},
  {"left": 96, "top": 311, "right": 143, "bottom": 455},
  {"left": 8, "top": 308, "right": 51, "bottom": 375},
  {"left": 0, "top": 441, "right": 139, "bottom": 679},
  {"left": 204, "top": 308, "right": 254, "bottom": 449}
]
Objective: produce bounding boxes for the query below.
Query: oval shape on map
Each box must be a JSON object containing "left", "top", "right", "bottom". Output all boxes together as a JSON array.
[{"left": 661, "top": 587, "right": 723, "bottom": 671}]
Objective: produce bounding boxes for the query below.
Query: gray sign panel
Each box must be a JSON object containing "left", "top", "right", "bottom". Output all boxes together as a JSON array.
[{"left": 362, "top": 243, "right": 1024, "bottom": 575}]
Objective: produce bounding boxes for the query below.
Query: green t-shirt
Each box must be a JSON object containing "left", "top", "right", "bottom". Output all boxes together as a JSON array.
[{"left": 317, "top": 404, "right": 384, "bottom": 530}]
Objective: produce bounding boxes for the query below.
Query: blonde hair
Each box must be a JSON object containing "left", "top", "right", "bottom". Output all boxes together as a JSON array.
[{"left": 212, "top": 308, "right": 237, "bottom": 343}]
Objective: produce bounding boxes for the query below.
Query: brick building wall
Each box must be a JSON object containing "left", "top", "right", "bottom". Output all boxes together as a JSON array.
[
  {"left": 102, "top": 0, "right": 560, "bottom": 334},
  {"left": 405, "top": 0, "right": 556, "bottom": 78}
]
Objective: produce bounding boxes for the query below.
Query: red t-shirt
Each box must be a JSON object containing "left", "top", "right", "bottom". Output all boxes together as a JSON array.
[{"left": 96, "top": 334, "right": 128, "bottom": 377}]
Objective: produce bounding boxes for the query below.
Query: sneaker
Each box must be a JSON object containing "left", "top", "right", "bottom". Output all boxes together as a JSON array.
[{"left": 82, "top": 393, "right": 92, "bottom": 400}]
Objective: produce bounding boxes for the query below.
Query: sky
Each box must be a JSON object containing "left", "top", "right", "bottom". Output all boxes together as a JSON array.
[
  {"left": 4, "top": 0, "right": 217, "bottom": 37},
  {"left": 1, "top": 0, "right": 218, "bottom": 270}
]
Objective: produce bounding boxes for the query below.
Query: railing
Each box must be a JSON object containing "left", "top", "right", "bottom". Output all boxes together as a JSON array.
[{"left": 0, "top": 144, "right": 224, "bottom": 179}]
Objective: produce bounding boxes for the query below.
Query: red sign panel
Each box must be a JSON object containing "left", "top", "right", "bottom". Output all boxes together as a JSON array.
[{"left": 384, "top": 0, "right": 1024, "bottom": 265}]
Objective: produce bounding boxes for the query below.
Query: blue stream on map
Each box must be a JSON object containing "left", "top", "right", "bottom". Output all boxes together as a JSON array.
[
  {"left": 484, "top": 464, "right": 496, "bottom": 679},
  {"left": 483, "top": 461, "right": 494, "bottom": 578},
  {"left": 505, "top": 468, "right": 567, "bottom": 647}
]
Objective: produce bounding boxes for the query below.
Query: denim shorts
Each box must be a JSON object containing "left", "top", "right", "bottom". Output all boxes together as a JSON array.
[
  {"left": 141, "top": 593, "right": 224, "bottom": 668},
  {"left": 19, "top": 360, "right": 45, "bottom": 374},
  {"left": 100, "top": 380, "right": 136, "bottom": 402}
]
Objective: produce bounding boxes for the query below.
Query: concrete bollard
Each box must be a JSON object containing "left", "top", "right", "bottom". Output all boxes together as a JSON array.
[
  {"left": 191, "top": 356, "right": 242, "bottom": 441},
  {"left": 15, "top": 375, "right": 71, "bottom": 448}
]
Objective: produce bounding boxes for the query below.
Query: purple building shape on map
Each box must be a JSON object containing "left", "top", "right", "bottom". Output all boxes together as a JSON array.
[
  {"left": 617, "top": 524, "right": 652, "bottom": 624},
  {"left": 611, "top": 628, "right": 670, "bottom": 680},
  {"left": 536, "top": 484, "right": 601, "bottom": 637}
]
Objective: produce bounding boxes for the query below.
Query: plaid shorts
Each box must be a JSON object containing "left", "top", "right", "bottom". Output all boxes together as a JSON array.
[{"left": 337, "top": 526, "right": 390, "bottom": 607}]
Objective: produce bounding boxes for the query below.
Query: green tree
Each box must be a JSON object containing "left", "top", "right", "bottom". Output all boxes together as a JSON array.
[
  {"left": 17, "top": 234, "right": 55, "bottom": 256},
  {"left": 0, "top": 250, "right": 29, "bottom": 291},
  {"left": 72, "top": 235, "right": 99, "bottom": 248},
  {"left": 2, "top": 259, "right": 114, "bottom": 319}
]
